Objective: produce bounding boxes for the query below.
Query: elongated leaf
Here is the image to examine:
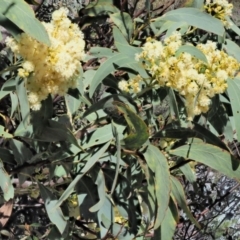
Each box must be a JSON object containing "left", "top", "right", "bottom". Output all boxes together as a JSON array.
[
  {"left": 110, "top": 122, "right": 121, "bottom": 195},
  {"left": 111, "top": 222, "right": 135, "bottom": 240},
  {"left": 82, "top": 95, "right": 114, "bottom": 118},
  {"left": 89, "top": 47, "right": 116, "bottom": 58},
  {"left": 9, "top": 92, "right": 18, "bottom": 118},
  {"left": 157, "top": 8, "right": 224, "bottom": 36},
  {"left": 0, "top": 0, "right": 50, "bottom": 45},
  {"left": 76, "top": 176, "right": 99, "bottom": 220},
  {"left": 0, "top": 125, "right": 13, "bottom": 139},
  {"left": 161, "top": 204, "right": 177, "bottom": 240},
  {"left": 171, "top": 141, "right": 240, "bottom": 180},
  {"left": 90, "top": 169, "right": 106, "bottom": 212},
  {"left": 98, "top": 199, "right": 113, "bottom": 238},
  {"left": 0, "top": 13, "right": 22, "bottom": 38},
  {"left": 179, "top": 160, "right": 196, "bottom": 184},
  {"left": 0, "top": 78, "right": 16, "bottom": 99},
  {"left": 114, "top": 101, "right": 149, "bottom": 150},
  {"left": 110, "top": 12, "right": 133, "bottom": 41},
  {"left": 9, "top": 139, "right": 32, "bottom": 165},
  {"left": 176, "top": 45, "right": 208, "bottom": 64},
  {"left": 227, "top": 78, "right": 240, "bottom": 143},
  {"left": 168, "top": 88, "right": 180, "bottom": 121},
  {"left": 55, "top": 141, "right": 111, "bottom": 207},
  {"left": 113, "top": 26, "right": 141, "bottom": 56},
  {"left": 191, "top": 0, "right": 204, "bottom": 9},
  {"left": 38, "top": 120, "right": 80, "bottom": 147},
  {"left": 83, "top": 0, "right": 119, "bottom": 16},
  {"left": 224, "top": 39, "right": 240, "bottom": 62},
  {"left": 0, "top": 148, "right": 15, "bottom": 165},
  {"left": 143, "top": 144, "right": 171, "bottom": 229},
  {"left": 89, "top": 53, "right": 147, "bottom": 97},
  {"left": 171, "top": 176, "right": 200, "bottom": 228},
  {"left": 166, "top": 21, "right": 188, "bottom": 37},
  {"left": 208, "top": 101, "right": 233, "bottom": 142},
  {"left": 81, "top": 124, "right": 113, "bottom": 149},
  {"left": 153, "top": 122, "right": 229, "bottom": 151},
  {"left": 65, "top": 94, "right": 81, "bottom": 115},
  {"left": 0, "top": 160, "right": 14, "bottom": 201},
  {"left": 227, "top": 17, "right": 240, "bottom": 37},
  {"left": 15, "top": 77, "right": 30, "bottom": 125},
  {"left": 156, "top": 21, "right": 175, "bottom": 37},
  {"left": 39, "top": 184, "right": 67, "bottom": 234}
]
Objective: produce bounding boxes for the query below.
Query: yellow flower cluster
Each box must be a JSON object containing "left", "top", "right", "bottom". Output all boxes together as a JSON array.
[
  {"left": 204, "top": 0, "right": 233, "bottom": 27},
  {"left": 134, "top": 32, "right": 239, "bottom": 120},
  {"left": 5, "top": 8, "right": 85, "bottom": 110},
  {"left": 118, "top": 75, "right": 142, "bottom": 93}
]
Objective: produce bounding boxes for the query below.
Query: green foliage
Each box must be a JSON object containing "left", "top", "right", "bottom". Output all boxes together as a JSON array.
[
  {"left": 0, "top": 0, "right": 50, "bottom": 44},
  {"left": 1, "top": 0, "right": 240, "bottom": 239}
]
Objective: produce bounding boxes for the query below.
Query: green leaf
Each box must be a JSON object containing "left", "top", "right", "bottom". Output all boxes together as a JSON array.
[
  {"left": 227, "top": 78, "right": 240, "bottom": 143},
  {"left": 81, "top": 124, "right": 113, "bottom": 149},
  {"left": 89, "top": 53, "right": 129, "bottom": 97},
  {"left": 113, "top": 26, "right": 142, "bottom": 56},
  {"left": 82, "top": 69, "right": 96, "bottom": 94},
  {"left": 89, "top": 169, "right": 106, "bottom": 212},
  {"left": 0, "top": 13, "right": 22, "bottom": 38},
  {"left": 153, "top": 122, "right": 229, "bottom": 151},
  {"left": 114, "top": 101, "right": 149, "bottom": 150},
  {"left": 15, "top": 77, "right": 30, "bottom": 125},
  {"left": 65, "top": 94, "right": 81, "bottom": 116},
  {"left": 110, "top": 123, "right": 121, "bottom": 195},
  {"left": 224, "top": 39, "right": 240, "bottom": 62},
  {"left": 1, "top": 78, "right": 15, "bottom": 92},
  {"left": 10, "top": 92, "right": 18, "bottom": 118},
  {"left": 55, "top": 141, "right": 111, "bottom": 208},
  {"left": 0, "top": 160, "right": 14, "bottom": 201},
  {"left": 171, "top": 141, "right": 240, "bottom": 180},
  {"left": 191, "top": 0, "right": 204, "bottom": 9},
  {"left": 157, "top": 8, "right": 224, "bottom": 36},
  {"left": 171, "top": 176, "right": 200, "bottom": 228},
  {"left": 76, "top": 176, "right": 99, "bottom": 220},
  {"left": 143, "top": 144, "right": 171, "bottom": 229},
  {"left": 156, "top": 21, "right": 187, "bottom": 38},
  {"left": 227, "top": 17, "right": 240, "bottom": 37},
  {"left": 9, "top": 139, "right": 32, "bottom": 165},
  {"left": 0, "top": 0, "right": 50, "bottom": 45},
  {"left": 0, "top": 125, "right": 13, "bottom": 138},
  {"left": 0, "top": 148, "right": 15, "bottom": 165},
  {"left": 207, "top": 99, "right": 233, "bottom": 142},
  {"left": 54, "top": 165, "right": 67, "bottom": 178},
  {"left": 165, "top": 21, "right": 188, "bottom": 37},
  {"left": 168, "top": 88, "right": 180, "bottom": 122},
  {"left": 97, "top": 199, "right": 113, "bottom": 238},
  {"left": 110, "top": 12, "right": 133, "bottom": 41},
  {"left": 111, "top": 222, "right": 135, "bottom": 240},
  {"left": 175, "top": 45, "right": 208, "bottom": 64},
  {"left": 179, "top": 160, "right": 196, "bottom": 184},
  {"left": 38, "top": 120, "right": 81, "bottom": 149},
  {"left": 161, "top": 200, "right": 177, "bottom": 240},
  {"left": 82, "top": 95, "right": 114, "bottom": 118},
  {"left": 47, "top": 226, "right": 62, "bottom": 239},
  {"left": 39, "top": 184, "right": 67, "bottom": 234},
  {"left": 89, "top": 53, "right": 148, "bottom": 97},
  {"left": 83, "top": 0, "right": 119, "bottom": 16},
  {"left": 89, "top": 47, "right": 116, "bottom": 58}
]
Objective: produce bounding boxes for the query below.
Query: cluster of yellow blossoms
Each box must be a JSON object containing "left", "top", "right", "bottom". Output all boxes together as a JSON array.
[
  {"left": 204, "top": 0, "right": 233, "bottom": 27},
  {"left": 118, "top": 75, "right": 142, "bottom": 94},
  {"left": 5, "top": 8, "right": 85, "bottom": 110},
  {"left": 119, "top": 32, "right": 239, "bottom": 120}
]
